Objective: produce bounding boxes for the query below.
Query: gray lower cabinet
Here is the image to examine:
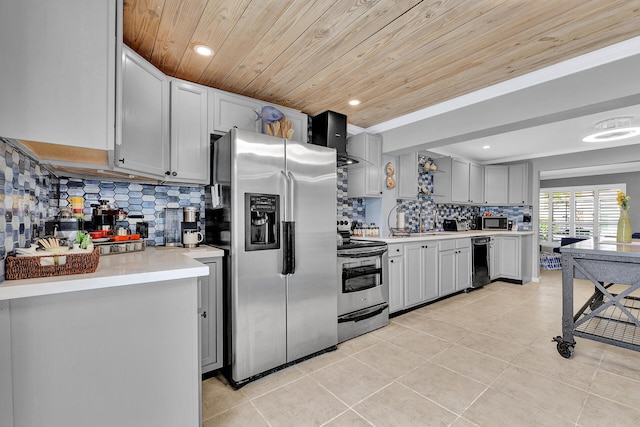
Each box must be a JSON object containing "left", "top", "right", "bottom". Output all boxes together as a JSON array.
[
  {"left": 493, "top": 235, "right": 532, "bottom": 283},
  {"left": 387, "top": 244, "right": 405, "bottom": 313},
  {"left": 438, "top": 239, "right": 471, "bottom": 294},
  {"left": 199, "top": 258, "right": 223, "bottom": 373},
  {"left": 403, "top": 242, "right": 438, "bottom": 308}
]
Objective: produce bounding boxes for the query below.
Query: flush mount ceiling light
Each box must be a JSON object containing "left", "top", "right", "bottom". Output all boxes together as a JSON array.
[
  {"left": 348, "top": 99, "right": 361, "bottom": 106},
  {"left": 193, "top": 44, "right": 214, "bottom": 56},
  {"left": 583, "top": 117, "right": 640, "bottom": 142},
  {"left": 482, "top": 145, "right": 491, "bottom": 149}
]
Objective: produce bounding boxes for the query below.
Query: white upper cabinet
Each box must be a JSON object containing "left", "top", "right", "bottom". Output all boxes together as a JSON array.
[
  {"left": 434, "top": 156, "right": 482, "bottom": 203},
  {"left": 116, "top": 46, "right": 171, "bottom": 178},
  {"left": 0, "top": 0, "right": 118, "bottom": 150},
  {"left": 169, "top": 79, "right": 210, "bottom": 184},
  {"left": 483, "top": 166, "right": 509, "bottom": 205},
  {"left": 508, "top": 163, "right": 529, "bottom": 204},
  {"left": 469, "top": 163, "right": 485, "bottom": 204},
  {"left": 450, "top": 158, "right": 470, "bottom": 203},
  {"left": 210, "top": 90, "right": 261, "bottom": 134},
  {"left": 348, "top": 133, "right": 383, "bottom": 198},
  {"left": 397, "top": 153, "right": 418, "bottom": 199}
]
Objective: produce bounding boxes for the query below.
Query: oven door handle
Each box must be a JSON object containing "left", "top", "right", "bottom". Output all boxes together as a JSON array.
[{"left": 338, "top": 303, "right": 388, "bottom": 323}]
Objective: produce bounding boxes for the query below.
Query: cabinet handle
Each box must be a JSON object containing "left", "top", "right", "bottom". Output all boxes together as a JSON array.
[
  {"left": 172, "top": 171, "right": 177, "bottom": 177},
  {"left": 390, "top": 259, "right": 394, "bottom": 263},
  {"left": 165, "top": 171, "right": 171, "bottom": 175},
  {"left": 201, "top": 311, "right": 207, "bottom": 319},
  {"left": 118, "top": 158, "right": 125, "bottom": 163}
]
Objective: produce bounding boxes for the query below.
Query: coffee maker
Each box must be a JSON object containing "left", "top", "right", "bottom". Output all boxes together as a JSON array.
[{"left": 181, "top": 206, "right": 202, "bottom": 248}]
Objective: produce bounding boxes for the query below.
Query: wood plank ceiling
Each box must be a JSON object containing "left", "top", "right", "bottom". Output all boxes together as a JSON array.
[{"left": 123, "top": 0, "right": 640, "bottom": 129}]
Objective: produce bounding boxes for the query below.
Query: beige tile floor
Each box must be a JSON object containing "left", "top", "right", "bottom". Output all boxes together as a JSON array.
[{"left": 202, "top": 270, "right": 640, "bottom": 426}]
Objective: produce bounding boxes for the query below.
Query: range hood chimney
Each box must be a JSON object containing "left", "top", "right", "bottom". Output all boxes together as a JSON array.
[{"left": 310, "top": 111, "right": 359, "bottom": 166}]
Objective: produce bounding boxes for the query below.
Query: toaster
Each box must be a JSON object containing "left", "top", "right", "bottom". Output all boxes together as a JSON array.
[{"left": 442, "top": 219, "right": 468, "bottom": 232}]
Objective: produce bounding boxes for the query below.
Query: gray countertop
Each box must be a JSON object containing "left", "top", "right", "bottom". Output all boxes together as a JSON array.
[{"left": 560, "top": 237, "right": 640, "bottom": 258}]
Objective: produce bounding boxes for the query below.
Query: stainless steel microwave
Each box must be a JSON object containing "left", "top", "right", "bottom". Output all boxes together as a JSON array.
[{"left": 481, "top": 216, "right": 508, "bottom": 230}]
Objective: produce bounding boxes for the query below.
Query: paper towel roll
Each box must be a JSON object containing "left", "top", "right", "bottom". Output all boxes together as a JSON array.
[{"left": 396, "top": 211, "right": 405, "bottom": 229}]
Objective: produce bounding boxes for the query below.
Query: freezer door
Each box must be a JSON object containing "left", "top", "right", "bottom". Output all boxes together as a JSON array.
[
  {"left": 285, "top": 140, "right": 338, "bottom": 361},
  {"left": 231, "top": 129, "right": 287, "bottom": 382}
]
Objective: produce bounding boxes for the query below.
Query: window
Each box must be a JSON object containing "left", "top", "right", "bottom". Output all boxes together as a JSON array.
[{"left": 539, "top": 184, "right": 626, "bottom": 244}]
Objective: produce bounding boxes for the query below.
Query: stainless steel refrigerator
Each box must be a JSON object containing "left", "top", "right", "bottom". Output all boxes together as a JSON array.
[{"left": 206, "top": 128, "right": 338, "bottom": 387}]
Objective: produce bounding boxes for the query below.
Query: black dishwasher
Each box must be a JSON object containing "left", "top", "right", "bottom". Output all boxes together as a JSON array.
[{"left": 471, "top": 236, "right": 492, "bottom": 289}]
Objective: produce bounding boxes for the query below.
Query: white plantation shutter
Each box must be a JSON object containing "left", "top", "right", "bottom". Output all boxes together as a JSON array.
[
  {"left": 599, "top": 188, "right": 621, "bottom": 238},
  {"left": 574, "top": 190, "right": 594, "bottom": 237},
  {"left": 551, "top": 191, "right": 571, "bottom": 241},
  {"left": 539, "top": 191, "right": 549, "bottom": 241},
  {"left": 539, "top": 184, "right": 626, "bottom": 244}
]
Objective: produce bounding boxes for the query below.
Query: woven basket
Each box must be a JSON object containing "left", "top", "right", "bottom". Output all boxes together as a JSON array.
[
  {"left": 6, "top": 247, "right": 100, "bottom": 280},
  {"left": 540, "top": 252, "right": 562, "bottom": 270}
]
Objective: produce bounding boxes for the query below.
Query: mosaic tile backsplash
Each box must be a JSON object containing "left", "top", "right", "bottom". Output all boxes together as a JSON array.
[
  {"left": 0, "top": 138, "right": 59, "bottom": 280},
  {"left": 59, "top": 179, "right": 205, "bottom": 246}
]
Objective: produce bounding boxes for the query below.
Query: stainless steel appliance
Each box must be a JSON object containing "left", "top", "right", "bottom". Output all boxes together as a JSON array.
[
  {"left": 181, "top": 206, "right": 200, "bottom": 248},
  {"left": 443, "top": 219, "right": 468, "bottom": 231},
  {"left": 311, "top": 110, "right": 360, "bottom": 166},
  {"left": 337, "top": 216, "right": 388, "bottom": 342},
  {"left": 471, "top": 236, "right": 492, "bottom": 289},
  {"left": 481, "top": 216, "right": 508, "bottom": 230},
  {"left": 206, "top": 128, "right": 337, "bottom": 387}
]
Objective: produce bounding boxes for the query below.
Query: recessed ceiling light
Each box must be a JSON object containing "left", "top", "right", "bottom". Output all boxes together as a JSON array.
[
  {"left": 482, "top": 145, "right": 491, "bottom": 149},
  {"left": 583, "top": 117, "right": 640, "bottom": 142},
  {"left": 348, "top": 99, "right": 361, "bottom": 106},
  {"left": 193, "top": 45, "right": 214, "bottom": 57}
]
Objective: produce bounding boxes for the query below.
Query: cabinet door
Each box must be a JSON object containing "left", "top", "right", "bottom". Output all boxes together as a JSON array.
[
  {"left": 169, "top": 79, "right": 209, "bottom": 184},
  {"left": 388, "top": 256, "right": 405, "bottom": 313},
  {"left": 484, "top": 166, "right": 509, "bottom": 204},
  {"left": 497, "top": 236, "right": 521, "bottom": 279},
  {"left": 347, "top": 133, "right": 383, "bottom": 198},
  {"left": 456, "top": 247, "right": 471, "bottom": 290},
  {"left": 397, "top": 153, "right": 418, "bottom": 199},
  {"left": 422, "top": 243, "right": 439, "bottom": 301},
  {"left": 469, "top": 163, "right": 484, "bottom": 203},
  {"left": 451, "top": 158, "right": 470, "bottom": 203},
  {"left": 508, "top": 164, "right": 528, "bottom": 204},
  {"left": 489, "top": 238, "right": 497, "bottom": 280},
  {"left": 117, "top": 46, "right": 170, "bottom": 177},
  {"left": 365, "top": 134, "right": 383, "bottom": 196},
  {"left": 404, "top": 244, "right": 424, "bottom": 307},
  {"left": 212, "top": 90, "right": 261, "bottom": 133},
  {"left": 0, "top": 0, "right": 116, "bottom": 150},
  {"left": 201, "top": 259, "right": 223, "bottom": 373},
  {"left": 439, "top": 249, "right": 456, "bottom": 296}
]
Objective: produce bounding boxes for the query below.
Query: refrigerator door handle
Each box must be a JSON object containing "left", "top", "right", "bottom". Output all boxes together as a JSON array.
[
  {"left": 282, "top": 221, "right": 296, "bottom": 274},
  {"left": 287, "top": 171, "right": 295, "bottom": 220}
]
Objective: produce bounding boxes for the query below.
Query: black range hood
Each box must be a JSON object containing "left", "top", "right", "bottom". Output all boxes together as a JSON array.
[{"left": 310, "top": 111, "right": 359, "bottom": 166}]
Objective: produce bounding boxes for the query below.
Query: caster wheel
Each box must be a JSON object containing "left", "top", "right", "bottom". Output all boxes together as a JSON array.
[{"left": 555, "top": 339, "right": 574, "bottom": 359}]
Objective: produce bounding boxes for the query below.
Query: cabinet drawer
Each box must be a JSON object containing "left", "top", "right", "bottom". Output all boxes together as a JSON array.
[
  {"left": 388, "top": 244, "right": 404, "bottom": 257},
  {"left": 456, "top": 238, "right": 471, "bottom": 249},
  {"left": 439, "top": 240, "right": 456, "bottom": 251}
]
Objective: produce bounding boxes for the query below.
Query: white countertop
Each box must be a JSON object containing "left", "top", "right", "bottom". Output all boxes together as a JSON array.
[
  {"left": 353, "top": 230, "right": 534, "bottom": 244},
  {"left": 0, "top": 245, "right": 224, "bottom": 301},
  {"left": 561, "top": 237, "right": 640, "bottom": 258}
]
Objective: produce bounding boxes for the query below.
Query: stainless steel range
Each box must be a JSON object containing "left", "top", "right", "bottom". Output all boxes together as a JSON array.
[{"left": 337, "top": 216, "right": 389, "bottom": 343}]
